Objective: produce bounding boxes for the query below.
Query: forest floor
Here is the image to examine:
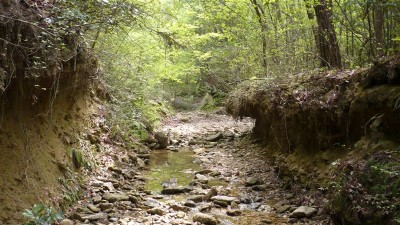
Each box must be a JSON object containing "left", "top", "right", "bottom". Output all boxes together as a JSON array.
[{"left": 64, "top": 112, "right": 332, "bottom": 225}]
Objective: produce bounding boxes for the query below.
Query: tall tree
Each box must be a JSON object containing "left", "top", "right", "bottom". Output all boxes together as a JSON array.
[
  {"left": 309, "top": 0, "right": 342, "bottom": 68},
  {"left": 251, "top": 0, "right": 269, "bottom": 71}
]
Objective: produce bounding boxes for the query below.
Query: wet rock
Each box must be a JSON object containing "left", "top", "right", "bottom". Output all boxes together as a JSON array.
[
  {"left": 226, "top": 209, "right": 242, "bottom": 216},
  {"left": 189, "top": 140, "right": 208, "bottom": 145},
  {"left": 87, "top": 204, "right": 100, "bottom": 213},
  {"left": 289, "top": 206, "right": 317, "bottom": 218},
  {"left": 210, "top": 195, "right": 237, "bottom": 204},
  {"left": 60, "top": 219, "right": 74, "bottom": 225},
  {"left": 184, "top": 200, "right": 196, "bottom": 207},
  {"left": 103, "top": 193, "right": 129, "bottom": 203},
  {"left": 193, "top": 213, "right": 218, "bottom": 225},
  {"left": 161, "top": 186, "right": 192, "bottom": 195},
  {"left": 138, "top": 154, "right": 150, "bottom": 159},
  {"left": 204, "top": 132, "right": 223, "bottom": 142},
  {"left": 154, "top": 132, "right": 169, "bottom": 149},
  {"left": 147, "top": 207, "right": 166, "bottom": 216}
]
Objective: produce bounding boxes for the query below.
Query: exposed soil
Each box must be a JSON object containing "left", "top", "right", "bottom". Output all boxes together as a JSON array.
[{"left": 64, "top": 112, "right": 331, "bottom": 225}]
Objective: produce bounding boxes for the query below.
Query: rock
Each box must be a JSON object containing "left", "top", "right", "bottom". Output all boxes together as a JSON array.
[
  {"left": 245, "top": 177, "right": 263, "bottom": 186},
  {"left": 99, "top": 203, "right": 113, "bottom": 211},
  {"left": 161, "top": 186, "right": 192, "bottom": 195},
  {"left": 193, "top": 148, "right": 207, "bottom": 154},
  {"left": 198, "top": 203, "right": 213, "bottom": 212},
  {"left": 103, "top": 193, "right": 129, "bottom": 203},
  {"left": 289, "top": 206, "right": 317, "bottom": 218},
  {"left": 277, "top": 205, "right": 291, "bottom": 213},
  {"left": 77, "top": 213, "right": 108, "bottom": 222},
  {"left": 192, "top": 213, "right": 218, "bottom": 225},
  {"left": 129, "top": 195, "right": 139, "bottom": 204},
  {"left": 143, "top": 198, "right": 163, "bottom": 208},
  {"left": 210, "top": 195, "right": 237, "bottom": 204},
  {"left": 103, "top": 182, "right": 115, "bottom": 192},
  {"left": 195, "top": 169, "right": 213, "bottom": 175},
  {"left": 184, "top": 200, "right": 196, "bottom": 207},
  {"left": 214, "top": 200, "right": 228, "bottom": 208},
  {"left": 187, "top": 195, "right": 207, "bottom": 203},
  {"left": 138, "top": 154, "right": 151, "bottom": 159},
  {"left": 154, "top": 132, "right": 169, "bottom": 149},
  {"left": 204, "top": 132, "right": 223, "bottom": 142},
  {"left": 252, "top": 184, "right": 268, "bottom": 191},
  {"left": 170, "top": 204, "right": 190, "bottom": 212},
  {"left": 195, "top": 174, "right": 208, "bottom": 183},
  {"left": 226, "top": 209, "right": 242, "bottom": 216},
  {"left": 137, "top": 158, "right": 146, "bottom": 168},
  {"left": 147, "top": 207, "right": 166, "bottom": 216},
  {"left": 205, "top": 187, "right": 218, "bottom": 200},
  {"left": 87, "top": 204, "right": 101, "bottom": 213},
  {"left": 60, "top": 219, "right": 74, "bottom": 225},
  {"left": 209, "top": 171, "right": 221, "bottom": 177},
  {"left": 176, "top": 211, "right": 186, "bottom": 218},
  {"left": 93, "top": 195, "right": 102, "bottom": 204}
]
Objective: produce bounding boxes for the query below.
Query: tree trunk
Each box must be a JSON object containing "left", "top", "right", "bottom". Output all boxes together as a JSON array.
[
  {"left": 251, "top": 0, "right": 268, "bottom": 71},
  {"left": 313, "top": 0, "right": 342, "bottom": 68}
]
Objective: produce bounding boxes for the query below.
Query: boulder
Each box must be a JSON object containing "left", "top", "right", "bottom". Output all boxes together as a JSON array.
[
  {"left": 289, "top": 206, "right": 317, "bottom": 218},
  {"left": 193, "top": 213, "right": 218, "bottom": 225}
]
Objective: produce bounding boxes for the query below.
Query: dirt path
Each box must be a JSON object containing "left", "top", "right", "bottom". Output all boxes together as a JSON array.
[{"left": 64, "top": 112, "right": 331, "bottom": 225}]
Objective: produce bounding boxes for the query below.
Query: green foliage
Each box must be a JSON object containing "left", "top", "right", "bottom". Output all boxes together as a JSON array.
[
  {"left": 329, "top": 150, "right": 400, "bottom": 224},
  {"left": 23, "top": 204, "right": 63, "bottom": 225}
]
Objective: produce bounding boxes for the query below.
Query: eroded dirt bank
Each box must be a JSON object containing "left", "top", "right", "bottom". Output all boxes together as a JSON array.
[
  {"left": 225, "top": 55, "right": 400, "bottom": 224},
  {"left": 64, "top": 112, "right": 331, "bottom": 225}
]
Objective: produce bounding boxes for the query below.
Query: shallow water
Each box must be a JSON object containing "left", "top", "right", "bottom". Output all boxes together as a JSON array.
[{"left": 145, "top": 149, "right": 202, "bottom": 192}]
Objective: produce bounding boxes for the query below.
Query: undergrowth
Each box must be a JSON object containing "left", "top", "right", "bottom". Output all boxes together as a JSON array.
[{"left": 329, "top": 149, "right": 400, "bottom": 225}]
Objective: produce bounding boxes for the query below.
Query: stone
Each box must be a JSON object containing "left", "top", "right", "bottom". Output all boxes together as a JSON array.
[
  {"left": 154, "top": 132, "right": 169, "bottom": 149},
  {"left": 252, "top": 184, "right": 268, "bottom": 191},
  {"left": 78, "top": 213, "right": 108, "bottom": 221},
  {"left": 143, "top": 198, "right": 163, "bottom": 208},
  {"left": 245, "top": 177, "right": 263, "bottom": 186},
  {"left": 198, "top": 203, "right": 213, "bottom": 212},
  {"left": 204, "top": 132, "right": 223, "bottom": 142},
  {"left": 184, "top": 200, "right": 196, "bottom": 207},
  {"left": 289, "top": 206, "right": 317, "bottom": 218},
  {"left": 87, "top": 204, "right": 101, "bottom": 213},
  {"left": 176, "top": 211, "right": 186, "bottom": 218},
  {"left": 209, "top": 171, "right": 221, "bottom": 177},
  {"left": 170, "top": 204, "right": 190, "bottom": 212},
  {"left": 226, "top": 209, "right": 242, "bottom": 216},
  {"left": 195, "top": 174, "right": 208, "bottom": 183},
  {"left": 210, "top": 195, "right": 237, "bottom": 204},
  {"left": 195, "top": 169, "right": 213, "bottom": 175},
  {"left": 161, "top": 186, "right": 192, "bottom": 195},
  {"left": 277, "top": 205, "right": 291, "bottom": 213},
  {"left": 103, "top": 182, "right": 115, "bottom": 192},
  {"left": 137, "top": 158, "right": 146, "bottom": 168},
  {"left": 187, "top": 195, "right": 207, "bottom": 203},
  {"left": 60, "top": 219, "right": 74, "bottom": 225},
  {"left": 147, "top": 207, "right": 166, "bottom": 216},
  {"left": 103, "top": 193, "right": 129, "bottom": 203},
  {"left": 129, "top": 195, "right": 139, "bottom": 204},
  {"left": 193, "top": 148, "right": 207, "bottom": 154},
  {"left": 192, "top": 213, "right": 218, "bottom": 225},
  {"left": 214, "top": 200, "right": 228, "bottom": 208},
  {"left": 99, "top": 203, "right": 113, "bottom": 211},
  {"left": 93, "top": 195, "right": 102, "bottom": 204}
]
